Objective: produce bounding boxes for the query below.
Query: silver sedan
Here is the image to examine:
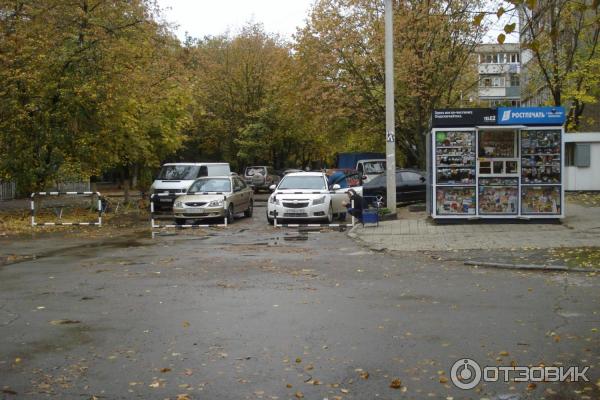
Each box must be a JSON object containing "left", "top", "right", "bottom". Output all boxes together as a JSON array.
[{"left": 173, "top": 176, "right": 253, "bottom": 225}]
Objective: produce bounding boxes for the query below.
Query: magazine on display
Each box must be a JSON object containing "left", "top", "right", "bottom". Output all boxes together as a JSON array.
[
  {"left": 436, "top": 187, "right": 476, "bottom": 215},
  {"left": 521, "top": 186, "right": 561, "bottom": 214},
  {"left": 521, "top": 130, "right": 561, "bottom": 184}
]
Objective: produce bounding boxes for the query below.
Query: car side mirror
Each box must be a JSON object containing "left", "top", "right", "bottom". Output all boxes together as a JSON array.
[
  {"left": 269, "top": 184, "right": 276, "bottom": 192},
  {"left": 332, "top": 184, "right": 341, "bottom": 190}
]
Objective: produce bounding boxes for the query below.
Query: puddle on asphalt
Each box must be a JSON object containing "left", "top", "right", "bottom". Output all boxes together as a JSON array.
[{"left": 0, "top": 235, "right": 151, "bottom": 267}]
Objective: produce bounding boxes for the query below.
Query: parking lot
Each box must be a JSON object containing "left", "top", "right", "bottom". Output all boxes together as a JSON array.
[{"left": 1, "top": 197, "right": 599, "bottom": 400}]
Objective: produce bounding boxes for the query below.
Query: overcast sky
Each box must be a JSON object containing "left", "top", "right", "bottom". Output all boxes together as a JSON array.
[
  {"left": 157, "top": 0, "right": 316, "bottom": 40},
  {"left": 156, "top": 0, "right": 517, "bottom": 44}
]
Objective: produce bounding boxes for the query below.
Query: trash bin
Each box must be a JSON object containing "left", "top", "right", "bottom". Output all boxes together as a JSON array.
[{"left": 362, "top": 209, "right": 379, "bottom": 227}]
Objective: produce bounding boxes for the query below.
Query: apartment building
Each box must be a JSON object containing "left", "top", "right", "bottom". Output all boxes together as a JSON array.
[{"left": 475, "top": 43, "right": 521, "bottom": 107}]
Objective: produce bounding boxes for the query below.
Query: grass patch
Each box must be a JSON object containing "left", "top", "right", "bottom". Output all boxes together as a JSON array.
[
  {"left": 566, "top": 192, "right": 600, "bottom": 207},
  {"left": 548, "top": 247, "right": 600, "bottom": 269},
  {"left": 0, "top": 205, "right": 149, "bottom": 237}
]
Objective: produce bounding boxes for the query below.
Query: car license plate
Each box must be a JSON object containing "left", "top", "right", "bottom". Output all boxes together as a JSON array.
[
  {"left": 187, "top": 208, "right": 205, "bottom": 213},
  {"left": 160, "top": 198, "right": 172, "bottom": 202},
  {"left": 287, "top": 209, "right": 306, "bottom": 215}
]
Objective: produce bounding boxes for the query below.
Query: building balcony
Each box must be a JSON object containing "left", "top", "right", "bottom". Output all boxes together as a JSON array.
[
  {"left": 478, "top": 86, "right": 521, "bottom": 99},
  {"left": 479, "top": 87, "right": 506, "bottom": 97},
  {"left": 478, "top": 64, "right": 520, "bottom": 74},
  {"left": 505, "top": 86, "right": 521, "bottom": 98}
]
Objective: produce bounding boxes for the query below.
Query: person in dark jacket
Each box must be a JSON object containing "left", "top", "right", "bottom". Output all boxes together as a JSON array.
[{"left": 343, "top": 189, "right": 367, "bottom": 221}]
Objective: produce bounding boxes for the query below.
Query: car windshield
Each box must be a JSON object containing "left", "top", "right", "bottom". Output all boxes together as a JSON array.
[
  {"left": 188, "top": 178, "right": 231, "bottom": 193},
  {"left": 278, "top": 176, "right": 327, "bottom": 190},
  {"left": 363, "top": 161, "right": 386, "bottom": 174},
  {"left": 245, "top": 166, "right": 266, "bottom": 176},
  {"left": 365, "top": 172, "right": 403, "bottom": 187},
  {"left": 157, "top": 165, "right": 199, "bottom": 180}
]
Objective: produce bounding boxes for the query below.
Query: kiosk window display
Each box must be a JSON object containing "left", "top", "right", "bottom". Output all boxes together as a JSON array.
[{"left": 428, "top": 107, "right": 565, "bottom": 220}]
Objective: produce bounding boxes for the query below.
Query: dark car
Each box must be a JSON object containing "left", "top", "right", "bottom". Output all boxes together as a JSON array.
[
  {"left": 363, "top": 169, "right": 426, "bottom": 206},
  {"left": 325, "top": 168, "right": 363, "bottom": 187},
  {"left": 244, "top": 166, "right": 280, "bottom": 193}
]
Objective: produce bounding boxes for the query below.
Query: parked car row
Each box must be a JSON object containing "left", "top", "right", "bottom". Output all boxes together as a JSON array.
[{"left": 149, "top": 162, "right": 426, "bottom": 225}]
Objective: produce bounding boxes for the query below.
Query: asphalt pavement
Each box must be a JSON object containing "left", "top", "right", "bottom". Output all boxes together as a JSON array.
[{"left": 0, "top": 202, "right": 599, "bottom": 399}]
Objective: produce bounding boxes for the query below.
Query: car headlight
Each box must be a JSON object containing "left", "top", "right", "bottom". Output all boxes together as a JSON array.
[
  {"left": 208, "top": 199, "right": 224, "bottom": 207},
  {"left": 312, "top": 196, "right": 326, "bottom": 205},
  {"left": 269, "top": 196, "right": 280, "bottom": 205},
  {"left": 174, "top": 201, "right": 183, "bottom": 208}
]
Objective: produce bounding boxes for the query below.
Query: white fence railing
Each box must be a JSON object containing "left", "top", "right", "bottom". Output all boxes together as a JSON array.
[{"left": 0, "top": 181, "right": 16, "bottom": 201}]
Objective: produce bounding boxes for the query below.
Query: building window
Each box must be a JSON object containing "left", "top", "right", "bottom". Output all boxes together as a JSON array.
[
  {"left": 565, "top": 143, "right": 591, "bottom": 167},
  {"left": 483, "top": 53, "right": 500, "bottom": 64},
  {"left": 509, "top": 53, "right": 520, "bottom": 63},
  {"left": 492, "top": 77, "right": 504, "bottom": 87},
  {"left": 481, "top": 77, "right": 505, "bottom": 88},
  {"left": 510, "top": 74, "right": 520, "bottom": 87},
  {"left": 575, "top": 144, "right": 591, "bottom": 167},
  {"left": 565, "top": 143, "right": 574, "bottom": 166}
]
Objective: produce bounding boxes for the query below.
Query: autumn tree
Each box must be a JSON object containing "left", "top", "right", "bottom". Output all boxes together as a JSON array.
[
  {"left": 0, "top": 0, "right": 192, "bottom": 191},
  {"left": 508, "top": 0, "right": 600, "bottom": 130},
  {"left": 294, "top": 0, "right": 486, "bottom": 167}
]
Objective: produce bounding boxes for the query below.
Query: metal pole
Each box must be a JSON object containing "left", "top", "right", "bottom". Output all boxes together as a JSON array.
[{"left": 385, "top": 0, "right": 397, "bottom": 213}]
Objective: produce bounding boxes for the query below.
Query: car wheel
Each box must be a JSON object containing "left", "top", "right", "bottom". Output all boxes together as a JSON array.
[
  {"left": 224, "top": 204, "right": 234, "bottom": 225},
  {"left": 244, "top": 200, "right": 253, "bottom": 218},
  {"left": 174, "top": 218, "right": 186, "bottom": 226},
  {"left": 325, "top": 203, "right": 333, "bottom": 223}
]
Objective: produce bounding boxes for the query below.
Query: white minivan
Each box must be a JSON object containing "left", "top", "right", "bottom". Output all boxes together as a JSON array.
[{"left": 150, "top": 163, "right": 230, "bottom": 211}]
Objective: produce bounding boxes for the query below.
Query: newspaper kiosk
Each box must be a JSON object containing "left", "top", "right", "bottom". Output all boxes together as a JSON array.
[{"left": 427, "top": 107, "right": 565, "bottom": 220}]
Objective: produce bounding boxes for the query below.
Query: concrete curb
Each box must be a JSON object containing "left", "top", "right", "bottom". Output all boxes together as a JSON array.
[
  {"left": 348, "top": 230, "right": 598, "bottom": 274},
  {"left": 464, "top": 260, "right": 597, "bottom": 274},
  {"left": 347, "top": 227, "right": 387, "bottom": 252}
]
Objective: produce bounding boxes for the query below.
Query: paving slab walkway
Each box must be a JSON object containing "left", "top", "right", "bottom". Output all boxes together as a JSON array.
[{"left": 350, "top": 202, "right": 600, "bottom": 251}]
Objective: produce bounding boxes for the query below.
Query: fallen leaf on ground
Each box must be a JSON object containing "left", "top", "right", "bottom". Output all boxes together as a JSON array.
[
  {"left": 499, "top": 351, "right": 509, "bottom": 356},
  {"left": 359, "top": 371, "right": 369, "bottom": 379},
  {"left": 50, "top": 319, "right": 81, "bottom": 325},
  {"left": 390, "top": 378, "right": 402, "bottom": 389},
  {"left": 149, "top": 380, "right": 165, "bottom": 388},
  {"left": 160, "top": 368, "right": 171, "bottom": 373},
  {"left": 176, "top": 394, "right": 191, "bottom": 400},
  {"left": 295, "top": 390, "right": 304, "bottom": 398},
  {"left": 439, "top": 376, "right": 448, "bottom": 383}
]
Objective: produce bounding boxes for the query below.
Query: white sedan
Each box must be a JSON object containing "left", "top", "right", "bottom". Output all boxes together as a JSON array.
[{"left": 266, "top": 172, "right": 362, "bottom": 224}]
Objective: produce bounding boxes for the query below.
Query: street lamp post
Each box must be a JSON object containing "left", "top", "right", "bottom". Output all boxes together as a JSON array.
[{"left": 384, "top": 0, "right": 397, "bottom": 213}]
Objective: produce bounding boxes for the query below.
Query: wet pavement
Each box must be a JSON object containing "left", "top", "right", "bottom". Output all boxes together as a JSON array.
[{"left": 1, "top": 206, "right": 599, "bottom": 399}]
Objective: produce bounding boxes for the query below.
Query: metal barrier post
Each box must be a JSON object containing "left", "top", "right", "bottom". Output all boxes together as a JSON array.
[
  {"left": 150, "top": 194, "right": 156, "bottom": 229},
  {"left": 351, "top": 198, "right": 355, "bottom": 227},
  {"left": 223, "top": 195, "right": 228, "bottom": 227},
  {"left": 30, "top": 193, "right": 35, "bottom": 227},
  {"left": 97, "top": 195, "right": 103, "bottom": 227}
]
